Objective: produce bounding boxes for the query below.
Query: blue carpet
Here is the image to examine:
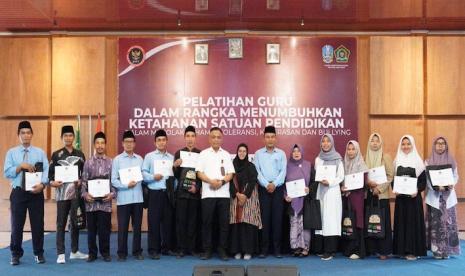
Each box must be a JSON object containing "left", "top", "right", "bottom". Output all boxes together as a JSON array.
[{"left": 0, "top": 233, "right": 464, "bottom": 275}]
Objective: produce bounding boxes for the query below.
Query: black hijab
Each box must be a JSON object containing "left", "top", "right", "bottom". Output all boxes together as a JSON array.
[{"left": 233, "top": 143, "right": 257, "bottom": 189}]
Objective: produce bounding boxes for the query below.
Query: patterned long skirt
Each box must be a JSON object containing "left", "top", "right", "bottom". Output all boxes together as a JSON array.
[
  {"left": 426, "top": 195, "right": 461, "bottom": 257},
  {"left": 290, "top": 214, "right": 310, "bottom": 250}
]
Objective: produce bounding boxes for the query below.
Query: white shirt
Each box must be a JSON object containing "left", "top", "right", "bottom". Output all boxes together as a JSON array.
[
  {"left": 196, "top": 147, "right": 235, "bottom": 199},
  {"left": 314, "top": 157, "right": 344, "bottom": 237}
]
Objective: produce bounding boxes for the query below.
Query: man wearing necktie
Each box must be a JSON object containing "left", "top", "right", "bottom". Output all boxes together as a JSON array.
[{"left": 3, "top": 121, "right": 49, "bottom": 266}]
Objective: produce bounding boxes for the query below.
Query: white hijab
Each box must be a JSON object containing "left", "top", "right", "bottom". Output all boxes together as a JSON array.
[{"left": 394, "top": 135, "right": 425, "bottom": 177}]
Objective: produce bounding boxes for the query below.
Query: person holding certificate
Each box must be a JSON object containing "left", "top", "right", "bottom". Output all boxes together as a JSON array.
[
  {"left": 81, "top": 132, "right": 115, "bottom": 262},
  {"left": 392, "top": 135, "right": 427, "bottom": 260},
  {"left": 229, "top": 143, "right": 262, "bottom": 261},
  {"left": 253, "top": 126, "right": 287, "bottom": 258},
  {"left": 425, "top": 137, "right": 460, "bottom": 259},
  {"left": 364, "top": 133, "right": 394, "bottom": 260},
  {"left": 312, "top": 134, "right": 344, "bottom": 261},
  {"left": 3, "top": 121, "right": 49, "bottom": 266},
  {"left": 111, "top": 130, "right": 144, "bottom": 261},
  {"left": 284, "top": 144, "right": 312, "bottom": 257},
  {"left": 48, "top": 125, "right": 87, "bottom": 264},
  {"left": 341, "top": 140, "right": 368, "bottom": 260},
  {"left": 196, "top": 127, "right": 235, "bottom": 261},
  {"left": 172, "top": 126, "right": 202, "bottom": 258},
  {"left": 142, "top": 129, "right": 175, "bottom": 259}
]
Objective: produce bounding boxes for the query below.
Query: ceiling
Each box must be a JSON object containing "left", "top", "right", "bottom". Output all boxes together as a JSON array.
[{"left": 0, "top": 0, "right": 464, "bottom": 32}]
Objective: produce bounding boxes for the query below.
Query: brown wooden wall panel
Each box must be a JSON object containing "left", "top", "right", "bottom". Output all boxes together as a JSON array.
[
  {"left": 427, "top": 37, "right": 465, "bottom": 115},
  {"left": 52, "top": 37, "right": 106, "bottom": 116},
  {"left": 369, "top": 0, "right": 423, "bottom": 19},
  {"left": 53, "top": 0, "right": 111, "bottom": 18},
  {"left": 426, "top": 119, "right": 465, "bottom": 197},
  {"left": 105, "top": 38, "right": 119, "bottom": 158},
  {"left": 427, "top": 0, "right": 465, "bottom": 18},
  {"left": 357, "top": 37, "right": 370, "bottom": 154},
  {"left": 370, "top": 36, "right": 423, "bottom": 115},
  {"left": 0, "top": 38, "right": 51, "bottom": 116},
  {"left": 0, "top": 119, "right": 49, "bottom": 200},
  {"left": 369, "top": 118, "right": 424, "bottom": 161}
]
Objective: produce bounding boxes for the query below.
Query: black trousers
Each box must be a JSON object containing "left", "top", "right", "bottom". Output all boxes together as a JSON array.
[
  {"left": 230, "top": 223, "right": 259, "bottom": 255},
  {"left": 117, "top": 203, "right": 143, "bottom": 257},
  {"left": 312, "top": 234, "right": 339, "bottom": 255},
  {"left": 147, "top": 189, "right": 174, "bottom": 254},
  {"left": 258, "top": 185, "right": 284, "bottom": 254},
  {"left": 201, "top": 198, "right": 230, "bottom": 252},
  {"left": 56, "top": 199, "right": 80, "bottom": 255},
  {"left": 87, "top": 211, "right": 111, "bottom": 257},
  {"left": 10, "top": 188, "right": 44, "bottom": 257},
  {"left": 341, "top": 227, "right": 366, "bottom": 258},
  {"left": 176, "top": 197, "right": 199, "bottom": 253}
]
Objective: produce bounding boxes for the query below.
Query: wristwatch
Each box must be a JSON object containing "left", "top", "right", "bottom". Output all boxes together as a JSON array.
[{"left": 221, "top": 180, "right": 227, "bottom": 186}]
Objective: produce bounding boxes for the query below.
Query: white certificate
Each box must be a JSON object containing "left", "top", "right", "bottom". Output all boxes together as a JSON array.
[
  {"left": 88, "top": 179, "right": 110, "bottom": 198},
  {"left": 285, "top": 178, "right": 307, "bottom": 199},
  {"left": 55, "top": 165, "right": 79, "bottom": 183},
  {"left": 344, "top": 172, "right": 364, "bottom": 191},
  {"left": 119, "top": 166, "right": 143, "bottom": 186},
  {"left": 154, "top": 159, "right": 174, "bottom": 177},
  {"left": 429, "top": 168, "right": 455, "bottom": 187},
  {"left": 315, "top": 165, "right": 337, "bottom": 182},
  {"left": 180, "top": 151, "right": 199, "bottom": 168},
  {"left": 368, "top": 166, "right": 388, "bottom": 185},
  {"left": 25, "top": 172, "right": 42, "bottom": 191},
  {"left": 393, "top": 176, "right": 418, "bottom": 195}
]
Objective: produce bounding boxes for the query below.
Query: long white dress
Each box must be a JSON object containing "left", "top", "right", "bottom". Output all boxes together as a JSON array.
[{"left": 314, "top": 157, "right": 344, "bottom": 237}]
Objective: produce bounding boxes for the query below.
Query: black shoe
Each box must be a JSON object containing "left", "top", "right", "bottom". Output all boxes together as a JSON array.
[
  {"left": 87, "top": 255, "right": 97, "bottom": 262},
  {"left": 176, "top": 251, "right": 184, "bottom": 259},
  {"left": 149, "top": 253, "right": 160, "bottom": 260},
  {"left": 117, "top": 255, "right": 127, "bottom": 262},
  {"left": 134, "top": 254, "right": 144, "bottom": 260},
  {"left": 191, "top": 251, "right": 201, "bottom": 258},
  {"left": 162, "top": 250, "right": 176, "bottom": 256},
  {"left": 218, "top": 249, "right": 229, "bottom": 261},
  {"left": 258, "top": 253, "right": 267, "bottom": 259},
  {"left": 274, "top": 251, "right": 283, "bottom": 258},
  {"left": 35, "top": 255, "right": 46, "bottom": 264},
  {"left": 10, "top": 256, "right": 20, "bottom": 266},
  {"left": 103, "top": 255, "right": 111, "bottom": 262},
  {"left": 200, "top": 251, "right": 211, "bottom": 260}
]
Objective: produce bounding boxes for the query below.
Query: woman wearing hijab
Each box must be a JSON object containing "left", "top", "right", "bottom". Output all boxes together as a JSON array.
[
  {"left": 365, "top": 133, "right": 394, "bottom": 260},
  {"left": 341, "top": 140, "right": 367, "bottom": 260},
  {"left": 229, "top": 143, "right": 262, "bottom": 260},
  {"left": 425, "top": 136, "right": 460, "bottom": 259},
  {"left": 392, "top": 135, "right": 427, "bottom": 260},
  {"left": 284, "top": 144, "right": 313, "bottom": 257},
  {"left": 312, "top": 134, "right": 344, "bottom": 261}
]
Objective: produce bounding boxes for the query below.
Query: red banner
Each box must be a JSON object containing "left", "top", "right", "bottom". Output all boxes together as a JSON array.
[{"left": 118, "top": 37, "right": 357, "bottom": 159}]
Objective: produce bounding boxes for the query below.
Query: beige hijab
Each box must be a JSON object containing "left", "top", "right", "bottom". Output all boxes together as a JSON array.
[{"left": 366, "top": 133, "right": 383, "bottom": 169}]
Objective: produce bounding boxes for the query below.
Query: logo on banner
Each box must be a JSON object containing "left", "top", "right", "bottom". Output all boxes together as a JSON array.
[
  {"left": 323, "top": 44, "right": 350, "bottom": 69},
  {"left": 127, "top": 46, "right": 145, "bottom": 66},
  {"left": 335, "top": 45, "right": 350, "bottom": 63},
  {"left": 322, "top": 45, "right": 334, "bottom": 64}
]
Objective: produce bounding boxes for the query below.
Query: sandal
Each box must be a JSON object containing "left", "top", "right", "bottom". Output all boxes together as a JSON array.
[{"left": 299, "top": 250, "right": 309, "bottom": 257}]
